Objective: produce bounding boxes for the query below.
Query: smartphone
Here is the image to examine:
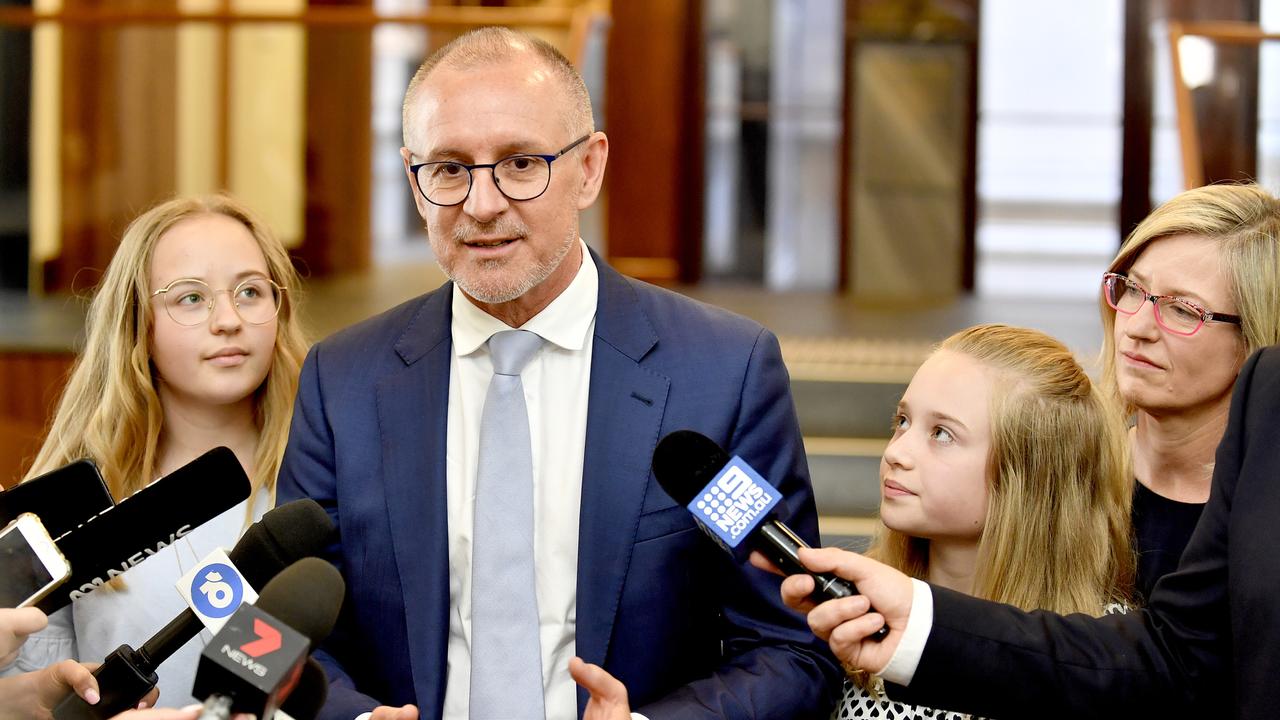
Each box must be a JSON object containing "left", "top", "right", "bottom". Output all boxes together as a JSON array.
[{"left": 0, "top": 513, "right": 72, "bottom": 608}]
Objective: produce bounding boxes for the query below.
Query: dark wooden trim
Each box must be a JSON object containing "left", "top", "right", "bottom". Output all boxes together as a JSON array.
[
  {"left": 960, "top": 0, "right": 979, "bottom": 292},
  {"left": 676, "top": 0, "right": 704, "bottom": 284},
  {"left": 1120, "top": 0, "right": 1153, "bottom": 246},
  {"left": 838, "top": 0, "right": 856, "bottom": 292}
]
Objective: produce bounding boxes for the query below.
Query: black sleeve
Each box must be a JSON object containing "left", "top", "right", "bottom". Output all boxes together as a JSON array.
[{"left": 884, "top": 347, "right": 1274, "bottom": 719}]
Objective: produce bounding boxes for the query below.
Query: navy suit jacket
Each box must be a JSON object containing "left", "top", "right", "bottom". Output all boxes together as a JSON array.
[
  {"left": 888, "top": 345, "right": 1280, "bottom": 718},
  {"left": 277, "top": 253, "right": 842, "bottom": 720}
]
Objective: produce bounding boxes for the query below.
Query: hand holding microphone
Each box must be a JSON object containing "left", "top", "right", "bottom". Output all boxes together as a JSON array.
[
  {"left": 0, "top": 659, "right": 109, "bottom": 720},
  {"left": 651, "top": 430, "right": 889, "bottom": 641}
]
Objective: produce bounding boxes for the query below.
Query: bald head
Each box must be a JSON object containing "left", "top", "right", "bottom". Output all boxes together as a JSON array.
[{"left": 401, "top": 27, "right": 594, "bottom": 152}]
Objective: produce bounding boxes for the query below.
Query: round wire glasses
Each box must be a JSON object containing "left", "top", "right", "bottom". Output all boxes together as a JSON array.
[
  {"left": 1101, "top": 272, "right": 1241, "bottom": 336},
  {"left": 151, "top": 276, "right": 286, "bottom": 327},
  {"left": 408, "top": 134, "right": 591, "bottom": 207}
]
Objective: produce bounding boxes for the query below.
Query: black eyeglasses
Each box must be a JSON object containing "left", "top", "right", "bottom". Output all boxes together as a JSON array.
[
  {"left": 1101, "top": 272, "right": 1241, "bottom": 336},
  {"left": 408, "top": 134, "right": 591, "bottom": 207}
]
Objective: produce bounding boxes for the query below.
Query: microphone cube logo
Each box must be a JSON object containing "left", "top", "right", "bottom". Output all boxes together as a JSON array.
[
  {"left": 177, "top": 549, "right": 258, "bottom": 635},
  {"left": 688, "top": 456, "right": 782, "bottom": 548},
  {"left": 193, "top": 563, "right": 243, "bottom": 617}
]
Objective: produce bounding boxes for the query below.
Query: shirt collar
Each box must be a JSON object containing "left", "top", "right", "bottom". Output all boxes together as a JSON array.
[{"left": 451, "top": 239, "right": 599, "bottom": 356}]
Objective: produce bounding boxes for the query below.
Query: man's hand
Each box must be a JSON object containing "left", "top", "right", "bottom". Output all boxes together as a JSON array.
[
  {"left": 751, "top": 546, "right": 914, "bottom": 675},
  {"left": 0, "top": 607, "right": 48, "bottom": 666},
  {"left": 370, "top": 704, "right": 418, "bottom": 720},
  {"left": 0, "top": 660, "right": 100, "bottom": 720},
  {"left": 569, "top": 657, "right": 630, "bottom": 720}
]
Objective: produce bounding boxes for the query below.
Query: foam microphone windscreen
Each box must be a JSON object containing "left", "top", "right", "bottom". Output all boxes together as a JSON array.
[
  {"left": 279, "top": 658, "right": 328, "bottom": 720},
  {"left": 0, "top": 459, "right": 114, "bottom": 538},
  {"left": 137, "top": 498, "right": 336, "bottom": 667},
  {"left": 36, "top": 447, "right": 251, "bottom": 614},
  {"left": 254, "top": 556, "right": 345, "bottom": 645},
  {"left": 227, "top": 498, "right": 336, "bottom": 589},
  {"left": 651, "top": 429, "right": 732, "bottom": 505}
]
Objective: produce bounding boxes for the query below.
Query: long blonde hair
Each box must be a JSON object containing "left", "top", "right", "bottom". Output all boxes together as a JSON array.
[
  {"left": 26, "top": 195, "right": 308, "bottom": 522},
  {"left": 872, "top": 324, "right": 1134, "bottom": 615},
  {"left": 1100, "top": 183, "right": 1280, "bottom": 414}
]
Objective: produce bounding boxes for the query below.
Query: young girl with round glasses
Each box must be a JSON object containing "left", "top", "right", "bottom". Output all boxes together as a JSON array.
[
  {"left": 1096, "top": 183, "right": 1280, "bottom": 600},
  {"left": 1, "top": 195, "right": 309, "bottom": 708},
  {"left": 832, "top": 324, "right": 1133, "bottom": 719}
]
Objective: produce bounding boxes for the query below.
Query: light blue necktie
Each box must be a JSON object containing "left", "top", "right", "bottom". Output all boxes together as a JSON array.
[{"left": 470, "top": 329, "right": 546, "bottom": 719}]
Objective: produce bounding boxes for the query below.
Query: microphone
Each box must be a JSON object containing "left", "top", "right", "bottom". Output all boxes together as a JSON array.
[
  {"left": 651, "top": 430, "right": 888, "bottom": 641},
  {"left": 192, "top": 557, "right": 344, "bottom": 720},
  {"left": 36, "top": 447, "right": 251, "bottom": 614},
  {"left": 0, "top": 459, "right": 115, "bottom": 539},
  {"left": 277, "top": 658, "right": 328, "bottom": 720},
  {"left": 51, "top": 499, "right": 335, "bottom": 720}
]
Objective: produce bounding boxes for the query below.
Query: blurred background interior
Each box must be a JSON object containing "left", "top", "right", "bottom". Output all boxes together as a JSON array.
[{"left": 1, "top": 0, "right": 1278, "bottom": 545}]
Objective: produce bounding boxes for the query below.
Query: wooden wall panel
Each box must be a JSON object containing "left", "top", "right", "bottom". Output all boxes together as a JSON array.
[
  {"left": 44, "top": 0, "right": 179, "bottom": 292},
  {"left": 0, "top": 352, "right": 74, "bottom": 487}
]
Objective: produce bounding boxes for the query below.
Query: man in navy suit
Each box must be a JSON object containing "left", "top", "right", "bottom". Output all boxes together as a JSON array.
[{"left": 277, "top": 27, "right": 840, "bottom": 720}]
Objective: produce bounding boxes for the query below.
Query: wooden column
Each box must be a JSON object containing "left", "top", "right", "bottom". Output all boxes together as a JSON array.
[
  {"left": 298, "top": 0, "right": 372, "bottom": 276},
  {"left": 605, "top": 0, "right": 703, "bottom": 283}
]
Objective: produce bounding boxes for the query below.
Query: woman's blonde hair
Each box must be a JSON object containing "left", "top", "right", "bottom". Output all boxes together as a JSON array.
[
  {"left": 26, "top": 195, "right": 308, "bottom": 522},
  {"left": 872, "top": 324, "right": 1134, "bottom": 616},
  {"left": 1100, "top": 183, "right": 1280, "bottom": 414}
]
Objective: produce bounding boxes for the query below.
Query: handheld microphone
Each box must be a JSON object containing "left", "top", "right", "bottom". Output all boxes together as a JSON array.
[
  {"left": 192, "top": 557, "right": 344, "bottom": 720},
  {"left": 652, "top": 430, "right": 889, "bottom": 641},
  {"left": 277, "top": 658, "right": 328, "bottom": 720},
  {"left": 0, "top": 459, "right": 114, "bottom": 539},
  {"left": 36, "top": 447, "right": 252, "bottom": 614},
  {"left": 51, "top": 499, "right": 335, "bottom": 720}
]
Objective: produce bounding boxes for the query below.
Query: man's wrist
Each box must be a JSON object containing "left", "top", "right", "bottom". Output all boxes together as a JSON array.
[{"left": 877, "top": 578, "right": 934, "bottom": 686}]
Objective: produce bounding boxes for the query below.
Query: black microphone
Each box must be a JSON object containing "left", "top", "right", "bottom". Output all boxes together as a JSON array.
[
  {"left": 277, "top": 658, "right": 327, "bottom": 720},
  {"left": 51, "top": 499, "right": 335, "bottom": 720},
  {"left": 0, "top": 459, "right": 114, "bottom": 539},
  {"left": 652, "top": 430, "right": 889, "bottom": 641},
  {"left": 192, "top": 557, "right": 344, "bottom": 720},
  {"left": 36, "top": 447, "right": 251, "bottom": 614}
]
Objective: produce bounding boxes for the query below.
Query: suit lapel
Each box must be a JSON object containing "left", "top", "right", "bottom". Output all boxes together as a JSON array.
[
  {"left": 576, "top": 256, "right": 670, "bottom": 672},
  {"left": 377, "top": 287, "right": 453, "bottom": 719}
]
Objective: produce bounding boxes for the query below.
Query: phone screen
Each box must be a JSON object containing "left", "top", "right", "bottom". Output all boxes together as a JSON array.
[{"left": 0, "top": 526, "right": 58, "bottom": 608}]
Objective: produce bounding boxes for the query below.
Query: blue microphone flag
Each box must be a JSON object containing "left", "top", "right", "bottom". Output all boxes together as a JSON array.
[{"left": 686, "top": 455, "right": 782, "bottom": 550}]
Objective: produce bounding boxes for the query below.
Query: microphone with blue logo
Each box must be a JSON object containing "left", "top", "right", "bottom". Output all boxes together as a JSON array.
[
  {"left": 191, "top": 557, "right": 344, "bottom": 720},
  {"left": 51, "top": 499, "right": 335, "bottom": 720},
  {"left": 652, "top": 429, "right": 889, "bottom": 641}
]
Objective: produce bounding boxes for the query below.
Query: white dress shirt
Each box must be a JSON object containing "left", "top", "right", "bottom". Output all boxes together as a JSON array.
[{"left": 441, "top": 242, "right": 596, "bottom": 720}]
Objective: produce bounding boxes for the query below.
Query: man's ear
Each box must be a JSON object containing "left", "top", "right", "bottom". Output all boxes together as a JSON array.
[
  {"left": 575, "top": 132, "right": 609, "bottom": 211},
  {"left": 400, "top": 146, "right": 431, "bottom": 218}
]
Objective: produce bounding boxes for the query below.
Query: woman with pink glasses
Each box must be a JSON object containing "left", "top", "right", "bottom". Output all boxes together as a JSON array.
[{"left": 1098, "top": 183, "right": 1280, "bottom": 601}]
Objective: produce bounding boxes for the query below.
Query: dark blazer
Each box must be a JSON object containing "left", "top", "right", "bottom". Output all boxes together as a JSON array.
[
  {"left": 889, "top": 345, "right": 1280, "bottom": 719},
  {"left": 277, "top": 252, "right": 841, "bottom": 720}
]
